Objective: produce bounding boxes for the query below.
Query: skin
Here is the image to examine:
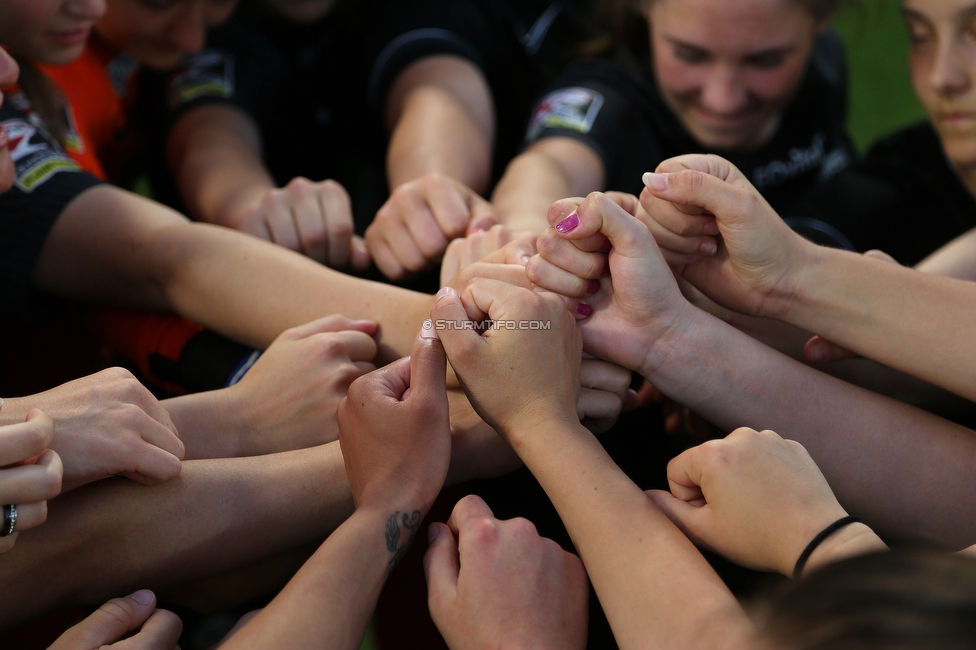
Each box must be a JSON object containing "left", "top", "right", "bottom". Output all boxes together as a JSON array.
[
  {"left": 0, "top": 0, "right": 105, "bottom": 66},
  {"left": 0, "top": 47, "right": 20, "bottom": 191},
  {"left": 527, "top": 189, "right": 976, "bottom": 549},
  {"left": 904, "top": 0, "right": 976, "bottom": 198},
  {"left": 491, "top": 0, "right": 827, "bottom": 235},
  {"left": 96, "top": 0, "right": 238, "bottom": 70},
  {"left": 49, "top": 590, "right": 182, "bottom": 650}
]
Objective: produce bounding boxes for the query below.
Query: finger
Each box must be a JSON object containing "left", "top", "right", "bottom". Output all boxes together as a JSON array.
[
  {"left": 664, "top": 445, "right": 710, "bottom": 503},
  {"left": 580, "top": 359, "right": 632, "bottom": 398},
  {"left": 129, "top": 391, "right": 181, "bottom": 441},
  {"left": 430, "top": 288, "right": 487, "bottom": 370},
  {"left": 404, "top": 204, "right": 452, "bottom": 260},
  {"left": 645, "top": 490, "right": 711, "bottom": 542},
  {"left": 114, "top": 609, "right": 183, "bottom": 650},
  {"left": 350, "top": 236, "right": 372, "bottom": 270},
  {"left": 0, "top": 449, "right": 62, "bottom": 503},
  {"left": 427, "top": 180, "right": 473, "bottom": 240},
  {"left": 262, "top": 194, "right": 302, "bottom": 252},
  {"left": 604, "top": 190, "right": 641, "bottom": 217},
  {"left": 863, "top": 249, "right": 899, "bottom": 265},
  {"left": 3, "top": 501, "right": 49, "bottom": 534},
  {"left": 548, "top": 193, "right": 658, "bottom": 263},
  {"left": 466, "top": 211, "right": 498, "bottom": 236},
  {"left": 120, "top": 442, "right": 183, "bottom": 485},
  {"left": 525, "top": 253, "right": 601, "bottom": 301},
  {"left": 423, "top": 522, "right": 460, "bottom": 613},
  {"left": 640, "top": 199, "right": 718, "bottom": 259},
  {"left": 314, "top": 330, "right": 380, "bottom": 362},
  {"left": 465, "top": 193, "right": 498, "bottom": 235},
  {"left": 283, "top": 314, "right": 379, "bottom": 341},
  {"left": 501, "top": 238, "right": 536, "bottom": 266},
  {"left": 407, "top": 327, "right": 448, "bottom": 405},
  {"left": 51, "top": 590, "right": 158, "bottom": 650},
  {"left": 365, "top": 232, "right": 407, "bottom": 281},
  {"left": 641, "top": 166, "right": 757, "bottom": 226},
  {"left": 577, "top": 387, "right": 622, "bottom": 422},
  {"left": 440, "top": 237, "right": 466, "bottom": 286},
  {"left": 536, "top": 228, "right": 607, "bottom": 281},
  {"left": 0, "top": 411, "right": 55, "bottom": 466},
  {"left": 318, "top": 181, "right": 355, "bottom": 268},
  {"left": 445, "top": 494, "right": 494, "bottom": 535},
  {"left": 362, "top": 355, "right": 412, "bottom": 403},
  {"left": 291, "top": 185, "right": 329, "bottom": 263},
  {"left": 804, "top": 335, "right": 857, "bottom": 363},
  {"left": 384, "top": 215, "right": 430, "bottom": 275}
]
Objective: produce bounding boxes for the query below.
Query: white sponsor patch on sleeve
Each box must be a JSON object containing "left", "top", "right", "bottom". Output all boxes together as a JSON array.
[
  {"left": 3, "top": 119, "right": 80, "bottom": 193},
  {"left": 527, "top": 87, "right": 604, "bottom": 141},
  {"left": 168, "top": 50, "right": 235, "bottom": 110}
]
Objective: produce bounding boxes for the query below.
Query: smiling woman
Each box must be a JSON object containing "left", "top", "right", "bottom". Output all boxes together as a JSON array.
[{"left": 490, "top": 0, "right": 856, "bottom": 237}]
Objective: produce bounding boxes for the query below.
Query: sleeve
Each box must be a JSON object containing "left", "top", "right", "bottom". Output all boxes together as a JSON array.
[
  {"left": 0, "top": 106, "right": 102, "bottom": 318},
  {"left": 522, "top": 60, "right": 645, "bottom": 188},
  {"left": 364, "top": 0, "right": 491, "bottom": 112},
  {"left": 166, "top": 18, "right": 282, "bottom": 125}
]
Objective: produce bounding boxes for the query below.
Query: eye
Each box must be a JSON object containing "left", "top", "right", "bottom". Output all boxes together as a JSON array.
[
  {"left": 673, "top": 44, "right": 707, "bottom": 64},
  {"left": 745, "top": 52, "right": 785, "bottom": 69},
  {"left": 903, "top": 16, "right": 934, "bottom": 46}
]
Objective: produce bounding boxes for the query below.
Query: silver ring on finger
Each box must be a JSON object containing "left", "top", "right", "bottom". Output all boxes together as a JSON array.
[{"left": 1, "top": 504, "right": 17, "bottom": 537}]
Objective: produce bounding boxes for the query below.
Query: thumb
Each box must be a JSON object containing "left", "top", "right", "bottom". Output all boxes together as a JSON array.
[
  {"left": 430, "top": 287, "right": 485, "bottom": 372},
  {"left": 423, "top": 522, "right": 460, "bottom": 615},
  {"left": 351, "top": 235, "right": 372, "bottom": 270},
  {"left": 408, "top": 324, "right": 448, "bottom": 403},
  {"left": 503, "top": 237, "right": 537, "bottom": 266},
  {"left": 553, "top": 192, "right": 657, "bottom": 259},
  {"left": 646, "top": 489, "right": 710, "bottom": 544},
  {"left": 51, "top": 590, "right": 156, "bottom": 649}
]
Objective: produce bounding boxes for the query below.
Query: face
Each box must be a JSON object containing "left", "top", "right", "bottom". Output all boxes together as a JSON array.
[
  {"left": 95, "top": 0, "right": 238, "bottom": 71},
  {"left": 0, "top": 0, "right": 106, "bottom": 66},
  {"left": 648, "top": 0, "right": 826, "bottom": 150},
  {"left": 0, "top": 48, "right": 20, "bottom": 193},
  {"left": 904, "top": 0, "right": 976, "bottom": 169},
  {"left": 263, "top": 0, "right": 338, "bottom": 24}
]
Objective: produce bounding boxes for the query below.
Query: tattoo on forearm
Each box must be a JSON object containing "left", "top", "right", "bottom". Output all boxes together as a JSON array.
[{"left": 385, "top": 510, "right": 421, "bottom": 571}]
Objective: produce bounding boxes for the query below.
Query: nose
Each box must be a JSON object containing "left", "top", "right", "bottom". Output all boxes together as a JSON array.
[
  {"left": 699, "top": 65, "right": 749, "bottom": 116},
  {"left": 0, "top": 48, "right": 19, "bottom": 93},
  {"left": 929, "top": 40, "right": 971, "bottom": 98},
  {"left": 167, "top": 3, "right": 208, "bottom": 56},
  {"left": 65, "top": 0, "right": 107, "bottom": 21}
]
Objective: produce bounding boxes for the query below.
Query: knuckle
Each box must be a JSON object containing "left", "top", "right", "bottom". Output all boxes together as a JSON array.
[
  {"left": 467, "top": 516, "right": 500, "bottom": 544},
  {"left": 508, "top": 517, "right": 539, "bottom": 540}
]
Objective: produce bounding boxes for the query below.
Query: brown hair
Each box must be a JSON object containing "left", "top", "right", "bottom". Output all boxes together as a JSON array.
[
  {"left": 755, "top": 550, "right": 976, "bottom": 649},
  {"left": 13, "top": 58, "right": 69, "bottom": 147}
]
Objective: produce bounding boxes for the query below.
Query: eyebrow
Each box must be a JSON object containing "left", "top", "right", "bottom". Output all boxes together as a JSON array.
[
  {"left": 662, "top": 35, "right": 797, "bottom": 58},
  {"left": 902, "top": 3, "right": 976, "bottom": 22}
]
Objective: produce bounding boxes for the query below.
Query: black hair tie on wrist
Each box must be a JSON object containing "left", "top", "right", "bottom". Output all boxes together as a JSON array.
[{"left": 793, "top": 515, "right": 861, "bottom": 579}]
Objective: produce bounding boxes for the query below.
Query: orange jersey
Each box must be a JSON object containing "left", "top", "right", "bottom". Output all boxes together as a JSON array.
[{"left": 38, "top": 33, "right": 142, "bottom": 183}]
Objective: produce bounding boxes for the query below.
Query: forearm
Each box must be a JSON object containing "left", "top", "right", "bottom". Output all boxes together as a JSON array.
[
  {"left": 642, "top": 308, "right": 976, "bottom": 547},
  {"left": 509, "top": 418, "right": 751, "bottom": 650},
  {"left": 162, "top": 390, "right": 245, "bottom": 460},
  {"left": 223, "top": 505, "right": 418, "bottom": 650},
  {"left": 492, "top": 140, "right": 603, "bottom": 233},
  {"left": 385, "top": 55, "right": 494, "bottom": 192},
  {"left": 782, "top": 244, "right": 976, "bottom": 402},
  {"left": 0, "top": 442, "right": 353, "bottom": 628},
  {"left": 802, "top": 523, "right": 888, "bottom": 576},
  {"left": 156, "top": 221, "right": 432, "bottom": 361},
  {"left": 915, "top": 227, "right": 976, "bottom": 281},
  {"left": 167, "top": 105, "right": 275, "bottom": 227}
]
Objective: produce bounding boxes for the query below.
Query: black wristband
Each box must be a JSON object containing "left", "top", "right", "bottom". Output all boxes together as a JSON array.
[{"left": 793, "top": 515, "right": 861, "bottom": 579}]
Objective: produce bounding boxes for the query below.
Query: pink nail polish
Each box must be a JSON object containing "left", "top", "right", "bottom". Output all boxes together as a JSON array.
[
  {"left": 555, "top": 213, "right": 580, "bottom": 234},
  {"left": 577, "top": 302, "right": 594, "bottom": 317},
  {"left": 587, "top": 280, "right": 600, "bottom": 294}
]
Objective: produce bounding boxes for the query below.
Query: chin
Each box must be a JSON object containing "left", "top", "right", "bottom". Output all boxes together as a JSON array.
[{"left": 938, "top": 133, "right": 976, "bottom": 171}]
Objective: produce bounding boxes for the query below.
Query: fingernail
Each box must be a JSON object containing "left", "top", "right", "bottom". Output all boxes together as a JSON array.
[
  {"left": 427, "top": 524, "right": 439, "bottom": 543},
  {"left": 435, "top": 286, "right": 457, "bottom": 302},
  {"left": 519, "top": 253, "right": 532, "bottom": 265},
  {"left": 587, "top": 280, "right": 600, "bottom": 294},
  {"left": 642, "top": 172, "right": 668, "bottom": 191},
  {"left": 555, "top": 213, "right": 580, "bottom": 234},
  {"left": 421, "top": 319, "right": 440, "bottom": 340},
  {"left": 700, "top": 239, "right": 717, "bottom": 255},
  {"left": 703, "top": 220, "right": 719, "bottom": 236},
  {"left": 577, "top": 302, "right": 594, "bottom": 317},
  {"left": 127, "top": 589, "right": 154, "bottom": 606},
  {"left": 808, "top": 342, "right": 827, "bottom": 362},
  {"left": 471, "top": 227, "right": 486, "bottom": 234}
]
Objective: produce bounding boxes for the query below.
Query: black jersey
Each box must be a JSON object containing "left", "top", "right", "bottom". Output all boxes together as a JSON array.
[
  {"left": 785, "top": 122, "right": 976, "bottom": 265},
  {"left": 0, "top": 98, "right": 101, "bottom": 318},
  {"left": 524, "top": 32, "right": 855, "bottom": 214},
  {"left": 163, "top": 0, "right": 600, "bottom": 228}
]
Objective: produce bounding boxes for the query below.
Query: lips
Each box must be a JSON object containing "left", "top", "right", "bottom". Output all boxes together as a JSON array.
[{"left": 46, "top": 27, "right": 92, "bottom": 48}]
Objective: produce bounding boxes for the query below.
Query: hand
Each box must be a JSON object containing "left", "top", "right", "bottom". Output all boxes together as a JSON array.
[
  {"left": 2, "top": 369, "right": 184, "bottom": 489},
  {"left": 638, "top": 155, "right": 816, "bottom": 318},
  {"left": 366, "top": 173, "right": 497, "bottom": 281},
  {"left": 425, "top": 495, "right": 589, "bottom": 650},
  {"left": 445, "top": 387, "right": 522, "bottom": 484},
  {"left": 220, "top": 315, "right": 378, "bottom": 455},
  {"left": 439, "top": 225, "right": 537, "bottom": 286},
  {"left": 526, "top": 192, "right": 696, "bottom": 378},
  {"left": 235, "top": 177, "right": 370, "bottom": 269},
  {"left": 431, "top": 281, "right": 581, "bottom": 441},
  {"left": 337, "top": 328, "right": 451, "bottom": 512},
  {"left": 49, "top": 590, "right": 182, "bottom": 650},
  {"left": 645, "top": 427, "right": 852, "bottom": 576},
  {"left": 0, "top": 409, "right": 62, "bottom": 554}
]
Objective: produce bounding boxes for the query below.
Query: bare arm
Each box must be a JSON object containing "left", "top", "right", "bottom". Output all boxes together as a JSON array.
[
  {"left": 916, "top": 226, "right": 976, "bottom": 281},
  {"left": 167, "top": 104, "right": 272, "bottom": 229},
  {"left": 32, "top": 185, "right": 432, "bottom": 362},
  {"left": 491, "top": 137, "right": 604, "bottom": 233},
  {"left": 385, "top": 55, "right": 494, "bottom": 193}
]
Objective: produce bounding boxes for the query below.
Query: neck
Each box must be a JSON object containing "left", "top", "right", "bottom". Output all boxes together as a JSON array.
[{"left": 958, "top": 162, "right": 976, "bottom": 200}]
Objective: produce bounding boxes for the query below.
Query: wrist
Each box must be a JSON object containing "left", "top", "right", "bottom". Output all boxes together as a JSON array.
[
  {"left": 219, "top": 185, "right": 273, "bottom": 229},
  {"left": 212, "top": 385, "right": 252, "bottom": 457},
  {"left": 800, "top": 522, "right": 887, "bottom": 577},
  {"left": 503, "top": 405, "right": 587, "bottom": 454},
  {"left": 637, "top": 301, "right": 707, "bottom": 381},
  {"left": 763, "top": 236, "right": 824, "bottom": 321}
]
